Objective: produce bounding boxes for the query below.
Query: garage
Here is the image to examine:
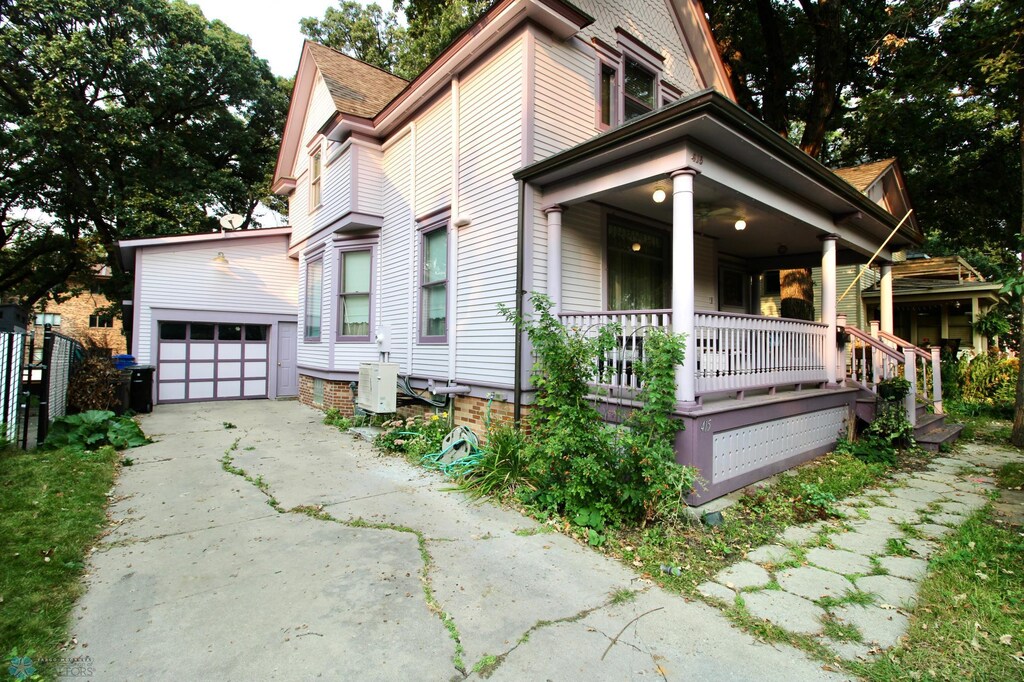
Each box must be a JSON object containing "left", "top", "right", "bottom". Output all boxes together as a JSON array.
[{"left": 157, "top": 322, "right": 270, "bottom": 403}]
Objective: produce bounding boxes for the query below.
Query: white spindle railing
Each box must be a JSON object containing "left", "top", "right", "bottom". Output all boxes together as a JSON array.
[
  {"left": 877, "top": 330, "right": 943, "bottom": 415},
  {"left": 693, "top": 312, "right": 828, "bottom": 395},
  {"left": 559, "top": 310, "right": 671, "bottom": 397}
]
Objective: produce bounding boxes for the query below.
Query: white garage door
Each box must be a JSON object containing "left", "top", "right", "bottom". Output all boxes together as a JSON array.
[{"left": 157, "top": 322, "right": 269, "bottom": 403}]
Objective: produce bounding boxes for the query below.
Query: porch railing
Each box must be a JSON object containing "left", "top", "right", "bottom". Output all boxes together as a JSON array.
[
  {"left": 559, "top": 310, "right": 671, "bottom": 396},
  {"left": 694, "top": 312, "right": 828, "bottom": 396},
  {"left": 839, "top": 321, "right": 943, "bottom": 425}
]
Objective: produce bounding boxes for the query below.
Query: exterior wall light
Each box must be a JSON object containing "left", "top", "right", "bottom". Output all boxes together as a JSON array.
[{"left": 213, "top": 252, "right": 228, "bottom": 264}]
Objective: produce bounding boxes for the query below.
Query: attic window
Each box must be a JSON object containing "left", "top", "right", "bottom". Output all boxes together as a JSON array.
[
  {"left": 623, "top": 58, "right": 655, "bottom": 120},
  {"left": 309, "top": 148, "right": 322, "bottom": 211}
]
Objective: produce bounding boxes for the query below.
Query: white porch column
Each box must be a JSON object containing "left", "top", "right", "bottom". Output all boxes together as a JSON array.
[
  {"left": 821, "top": 235, "right": 838, "bottom": 386},
  {"left": 880, "top": 262, "right": 894, "bottom": 336},
  {"left": 671, "top": 169, "right": 698, "bottom": 406},
  {"left": 544, "top": 205, "right": 563, "bottom": 314}
]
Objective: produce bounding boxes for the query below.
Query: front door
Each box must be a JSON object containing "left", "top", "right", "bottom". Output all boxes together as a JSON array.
[{"left": 276, "top": 322, "right": 298, "bottom": 397}]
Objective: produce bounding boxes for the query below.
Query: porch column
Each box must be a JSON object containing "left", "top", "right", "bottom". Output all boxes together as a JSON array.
[
  {"left": 880, "top": 262, "right": 894, "bottom": 336},
  {"left": 544, "top": 205, "right": 563, "bottom": 314},
  {"left": 821, "top": 235, "right": 838, "bottom": 386},
  {"left": 672, "top": 169, "right": 698, "bottom": 406}
]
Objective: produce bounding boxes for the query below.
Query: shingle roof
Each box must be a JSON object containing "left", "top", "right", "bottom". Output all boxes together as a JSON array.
[
  {"left": 832, "top": 158, "right": 897, "bottom": 192},
  {"left": 306, "top": 42, "right": 407, "bottom": 119}
]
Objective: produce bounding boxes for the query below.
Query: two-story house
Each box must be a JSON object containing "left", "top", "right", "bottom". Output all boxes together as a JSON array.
[{"left": 121, "top": 0, "right": 950, "bottom": 500}]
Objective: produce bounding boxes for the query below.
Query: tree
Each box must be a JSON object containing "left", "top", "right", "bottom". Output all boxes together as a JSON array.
[
  {"left": 0, "top": 0, "right": 290, "bottom": 308},
  {"left": 300, "top": 0, "right": 490, "bottom": 80}
]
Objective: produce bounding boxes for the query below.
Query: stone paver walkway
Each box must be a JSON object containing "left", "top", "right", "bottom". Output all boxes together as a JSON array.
[{"left": 697, "top": 451, "right": 1001, "bottom": 661}]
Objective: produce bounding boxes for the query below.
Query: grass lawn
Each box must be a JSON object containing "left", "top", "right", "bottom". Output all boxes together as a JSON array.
[
  {"left": 0, "top": 444, "right": 120, "bottom": 678},
  {"left": 851, "top": 507, "right": 1024, "bottom": 681}
]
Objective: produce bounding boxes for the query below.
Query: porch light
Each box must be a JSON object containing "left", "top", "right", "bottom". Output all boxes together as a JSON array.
[
  {"left": 734, "top": 219, "right": 747, "bottom": 231},
  {"left": 651, "top": 188, "right": 667, "bottom": 203},
  {"left": 631, "top": 242, "right": 642, "bottom": 252},
  {"left": 213, "top": 251, "right": 228, "bottom": 264}
]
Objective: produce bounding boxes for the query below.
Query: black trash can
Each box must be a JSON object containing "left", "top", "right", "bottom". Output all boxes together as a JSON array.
[
  {"left": 129, "top": 365, "right": 155, "bottom": 414},
  {"left": 113, "top": 370, "right": 132, "bottom": 415}
]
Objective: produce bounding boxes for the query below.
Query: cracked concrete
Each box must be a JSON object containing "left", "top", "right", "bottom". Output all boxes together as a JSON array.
[{"left": 64, "top": 401, "right": 844, "bottom": 681}]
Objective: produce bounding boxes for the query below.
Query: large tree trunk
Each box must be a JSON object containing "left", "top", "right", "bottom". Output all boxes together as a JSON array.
[
  {"left": 780, "top": 268, "right": 815, "bottom": 320},
  {"left": 1010, "top": 81, "right": 1024, "bottom": 447}
]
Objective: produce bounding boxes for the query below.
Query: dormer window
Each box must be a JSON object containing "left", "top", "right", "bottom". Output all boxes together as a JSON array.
[
  {"left": 623, "top": 58, "right": 655, "bottom": 120},
  {"left": 309, "top": 148, "right": 322, "bottom": 211}
]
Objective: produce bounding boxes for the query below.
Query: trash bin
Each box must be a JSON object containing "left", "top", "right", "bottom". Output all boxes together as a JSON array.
[
  {"left": 113, "top": 370, "right": 132, "bottom": 415},
  {"left": 129, "top": 365, "right": 155, "bottom": 414},
  {"left": 113, "top": 354, "right": 135, "bottom": 370}
]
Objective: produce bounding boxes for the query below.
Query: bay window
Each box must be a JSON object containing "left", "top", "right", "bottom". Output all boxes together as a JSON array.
[{"left": 338, "top": 249, "right": 372, "bottom": 340}]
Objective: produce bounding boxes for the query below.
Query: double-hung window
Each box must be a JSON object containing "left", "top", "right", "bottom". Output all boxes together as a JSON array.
[
  {"left": 338, "top": 249, "right": 372, "bottom": 340},
  {"left": 304, "top": 257, "right": 323, "bottom": 342},
  {"left": 596, "top": 32, "right": 665, "bottom": 128},
  {"left": 89, "top": 313, "right": 113, "bottom": 328},
  {"left": 623, "top": 58, "right": 655, "bottom": 120},
  {"left": 420, "top": 225, "right": 448, "bottom": 342}
]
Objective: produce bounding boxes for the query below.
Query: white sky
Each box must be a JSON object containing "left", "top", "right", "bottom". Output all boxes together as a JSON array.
[{"left": 192, "top": 0, "right": 394, "bottom": 78}]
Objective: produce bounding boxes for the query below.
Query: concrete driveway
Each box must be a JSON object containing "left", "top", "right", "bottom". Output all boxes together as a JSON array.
[{"left": 66, "top": 400, "right": 847, "bottom": 681}]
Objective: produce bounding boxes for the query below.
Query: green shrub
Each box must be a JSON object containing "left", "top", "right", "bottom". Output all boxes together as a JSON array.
[
  {"left": 375, "top": 411, "right": 450, "bottom": 457},
  {"left": 43, "top": 410, "right": 149, "bottom": 453},
  {"left": 958, "top": 352, "right": 1017, "bottom": 416},
  {"left": 456, "top": 423, "right": 532, "bottom": 499}
]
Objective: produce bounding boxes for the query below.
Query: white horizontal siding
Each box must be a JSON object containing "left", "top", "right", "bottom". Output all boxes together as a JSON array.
[
  {"left": 378, "top": 132, "right": 413, "bottom": 374},
  {"left": 136, "top": 236, "right": 296, "bottom": 364},
  {"left": 313, "top": 147, "right": 352, "bottom": 232},
  {"left": 561, "top": 203, "right": 604, "bottom": 311},
  {"left": 291, "top": 76, "right": 338, "bottom": 245},
  {"left": 355, "top": 144, "right": 384, "bottom": 217},
  {"left": 454, "top": 38, "right": 524, "bottom": 386},
  {"left": 534, "top": 33, "right": 595, "bottom": 162},
  {"left": 414, "top": 95, "right": 452, "bottom": 218},
  {"left": 573, "top": 0, "right": 701, "bottom": 95}
]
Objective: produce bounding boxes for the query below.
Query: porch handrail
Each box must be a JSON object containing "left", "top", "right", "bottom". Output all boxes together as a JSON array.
[
  {"left": 874, "top": 328, "right": 942, "bottom": 415},
  {"left": 559, "top": 310, "right": 672, "bottom": 395},
  {"left": 877, "top": 330, "right": 929, "bottom": 362}
]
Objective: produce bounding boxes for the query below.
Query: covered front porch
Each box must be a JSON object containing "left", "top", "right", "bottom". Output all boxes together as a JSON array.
[{"left": 515, "top": 90, "right": 922, "bottom": 500}]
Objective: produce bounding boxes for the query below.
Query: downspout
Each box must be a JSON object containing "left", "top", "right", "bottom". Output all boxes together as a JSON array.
[
  {"left": 406, "top": 122, "right": 417, "bottom": 375},
  {"left": 514, "top": 179, "right": 525, "bottom": 424},
  {"left": 448, "top": 76, "right": 460, "bottom": 386}
]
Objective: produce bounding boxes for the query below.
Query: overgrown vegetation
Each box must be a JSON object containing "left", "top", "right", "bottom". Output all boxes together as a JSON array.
[
  {"left": 957, "top": 352, "right": 1018, "bottom": 418},
  {"left": 67, "top": 356, "right": 124, "bottom": 413},
  {"left": 852, "top": 508, "right": 1024, "bottom": 681},
  {"left": 0, "top": 443, "right": 123, "bottom": 679},
  {"left": 43, "top": 410, "right": 149, "bottom": 454},
  {"left": 375, "top": 412, "right": 452, "bottom": 461}
]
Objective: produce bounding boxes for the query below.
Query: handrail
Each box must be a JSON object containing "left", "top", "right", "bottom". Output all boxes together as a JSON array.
[
  {"left": 877, "top": 330, "right": 930, "bottom": 361},
  {"left": 846, "top": 326, "right": 903, "bottom": 362},
  {"left": 698, "top": 310, "right": 828, "bottom": 327}
]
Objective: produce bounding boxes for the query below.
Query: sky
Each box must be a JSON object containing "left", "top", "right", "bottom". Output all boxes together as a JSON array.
[{"left": 192, "top": 0, "right": 394, "bottom": 78}]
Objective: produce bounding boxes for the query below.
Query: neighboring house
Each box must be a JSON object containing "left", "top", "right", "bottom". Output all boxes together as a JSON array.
[
  {"left": 862, "top": 254, "right": 1004, "bottom": 356},
  {"left": 33, "top": 267, "right": 127, "bottom": 355},
  {"left": 120, "top": 0, "right": 939, "bottom": 500}
]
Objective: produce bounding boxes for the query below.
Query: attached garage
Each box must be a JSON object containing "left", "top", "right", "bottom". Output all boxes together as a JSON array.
[{"left": 119, "top": 227, "right": 299, "bottom": 406}]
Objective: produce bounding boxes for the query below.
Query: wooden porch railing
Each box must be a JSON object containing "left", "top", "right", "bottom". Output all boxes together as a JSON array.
[
  {"left": 559, "top": 310, "right": 671, "bottom": 395},
  {"left": 839, "top": 319, "right": 943, "bottom": 425},
  {"left": 694, "top": 312, "right": 828, "bottom": 396}
]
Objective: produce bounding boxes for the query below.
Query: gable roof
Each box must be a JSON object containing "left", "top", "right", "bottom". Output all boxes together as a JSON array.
[
  {"left": 833, "top": 158, "right": 896, "bottom": 192},
  {"left": 305, "top": 42, "right": 407, "bottom": 119}
]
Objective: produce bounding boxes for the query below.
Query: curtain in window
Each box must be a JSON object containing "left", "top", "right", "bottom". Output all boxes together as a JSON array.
[
  {"left": 341, "top": 251, "right": 371, "bottom": 337},
  {"left": 422, "top": 229, "right": 447, "bottom": 338},
  {"left": 304, "top": 259, "right": 323, "bottom": 339},
  {"left": 607, "top": 223, "right": 668, "bottom": 310}
]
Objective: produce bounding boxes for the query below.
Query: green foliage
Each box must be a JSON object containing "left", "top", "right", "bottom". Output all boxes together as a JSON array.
[
  {"left": 300, "top": 0, "right": 489, "bottom": 80},
  {"left": 43, "top": 411, "right": 149, "bottom": 453},
  {"left": 798, "top": 482, "right": 838, "bottom": 520},
  {"left": 0, "top": 0, "right": 290, "bottom": 307},
  {"left": 957, "top": 352, "right": 1018, "bottom": 417},
  {"left": 455, "top": 423, "right": 532, "bottom": 500},
  {"left": 973, "top": 308, "right": 1012, "bottom": 343},
  {"left": 323, "top": 408, "right": 353, "bottom": 430},
  {"left": 499, "top": 295, "right": 695, "bottom": 531},
  {"left": 875, "top": 376, "right": 911, "bottom": 402},
  {"left": 375, "top": 412, "right": 451, "bottom": 459}
]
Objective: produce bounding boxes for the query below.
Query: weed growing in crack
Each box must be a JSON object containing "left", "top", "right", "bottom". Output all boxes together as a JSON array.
[
  {"left": 220, "top": 444, "right": 282, "bottom": 512},
  {"left": 886, "top": 537, "right": 912, "bottom": 556},
  {"left": 512, "top": 525, "right": 554, "bottom": 537},
  {"left": 821, "top": 614, "right": 863, "bottom": 642},
  {"left": 610, "top": 588, "right": 637, "bottom": 605},
  {"left": 472, "top": 654, "right": 499, "bottom": 677},
  {"left": 817, "top": 591, "right": 876, "bottom": 609}
]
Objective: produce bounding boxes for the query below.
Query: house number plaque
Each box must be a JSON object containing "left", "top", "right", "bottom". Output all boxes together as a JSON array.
[{"left": 700, "top": 419, "right": 712, "bottom": 432}]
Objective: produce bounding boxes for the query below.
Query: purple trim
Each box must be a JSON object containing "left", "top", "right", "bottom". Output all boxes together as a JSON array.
[
  {"left": 303, "top": 255, "right": 324, "bottom": 343},
  {"left": 595, "top": 59, "right": 617, "bottom": 130},
  {"left": 418, "top": 217, "right": 450, "bottom": 345},
  {"left": 156, "top": 321, "right": 271, "bottom": 403},
  {"left": 335, "top": 244, "right": 375, "bottom": 343}
]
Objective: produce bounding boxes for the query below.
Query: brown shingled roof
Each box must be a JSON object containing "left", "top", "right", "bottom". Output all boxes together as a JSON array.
[
  {"left": 832, "top": 158, "right": 896, "bottom": 192},
  {"left": 305, "top": 42, "right": 407, "bottom": 119}
]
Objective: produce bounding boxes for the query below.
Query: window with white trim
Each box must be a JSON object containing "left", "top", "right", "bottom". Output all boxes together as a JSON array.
[
  {"left": 35, "top": 313, "right": 61, "bottom": 326},
  {"left": 420, "top": 225, "right": 448, "bottom": 341},
  {"left": 309, "top": 148, "right": 322, "bottom": 211},
  {"left": 304, "top": 257, "right": 323, "bottom": 342},
  {"left": 338, "top": 249, "right": 372, "bottom": 340}
]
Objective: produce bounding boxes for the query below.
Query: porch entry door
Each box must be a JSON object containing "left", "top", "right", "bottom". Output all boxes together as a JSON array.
[
  {"left": 276, "top": 322, "right": 298, "bottom": 397},
  {"left": 607, "top": 221, "right": 670, "bottom": 310}
]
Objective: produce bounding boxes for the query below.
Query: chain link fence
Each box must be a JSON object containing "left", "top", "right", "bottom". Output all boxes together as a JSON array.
[{"left": 0, "top": 331, "right": 26, "bottom": 444}]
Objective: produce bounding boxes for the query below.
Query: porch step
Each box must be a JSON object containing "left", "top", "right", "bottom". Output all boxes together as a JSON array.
[
  {"left": 914, "top": 412, "right": 946, "bottom": 438},
  {"left": 916, "top": 422, "right": 965, "bottom": 452}
]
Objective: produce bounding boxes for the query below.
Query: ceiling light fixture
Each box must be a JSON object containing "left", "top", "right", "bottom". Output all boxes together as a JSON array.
[
  {"left": 734, "top": 219, "right": 747, "bottom": 231},
  {"left": 652, "top": 188, "right": 667, "bottom": 203},
  {"left": 631, "top": 242, "right": 642, "bottom": 252}
]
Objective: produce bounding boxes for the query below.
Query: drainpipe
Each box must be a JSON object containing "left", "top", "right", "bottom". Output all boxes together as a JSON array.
[
  {"left": 448, "top": 76, "right": 461, "bottom": 386},
  {"left": 513, "top": 180, "right": 525, "bottom": 424}
]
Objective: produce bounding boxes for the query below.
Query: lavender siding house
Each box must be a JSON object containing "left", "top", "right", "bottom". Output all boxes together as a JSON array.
[{"left": 122, "top": 0, "right": 951, "bottom": 501}]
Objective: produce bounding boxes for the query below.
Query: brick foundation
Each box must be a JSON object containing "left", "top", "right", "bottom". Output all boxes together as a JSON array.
[{"left": 299, "top": 375, "right": 525, "bottom": 441}]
